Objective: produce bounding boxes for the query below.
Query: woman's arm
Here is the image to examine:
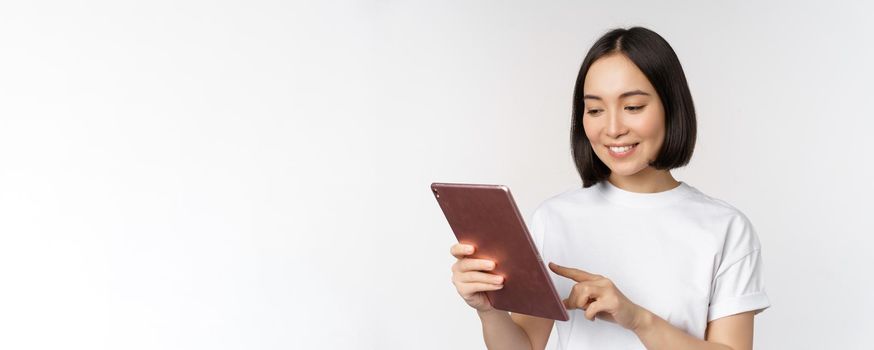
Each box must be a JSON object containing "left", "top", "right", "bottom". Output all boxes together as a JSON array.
[
  {"left": 477, "top": 309, "right": 532, "bottom": 350},
  {"left": 634, "top": 310, "right": 755, "bottom": 350},
  {"left": 510, "top": 312, "right": 554, "bottom": 350},
  {"left": 548, "top": 263, "right": 756, "bottom": 350}
]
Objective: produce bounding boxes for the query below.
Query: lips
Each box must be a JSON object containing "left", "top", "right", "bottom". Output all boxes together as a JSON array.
[
  {"left": 605, "top": 143, "right": 639, "bottom": 158},
  {"left": 608, "top": 144, "right": 635, "bottom": 153}
]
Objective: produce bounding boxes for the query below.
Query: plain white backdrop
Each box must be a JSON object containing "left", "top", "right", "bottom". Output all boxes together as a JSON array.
[{"left": 1, "top": 1, "right": 872, "bottom": 349}]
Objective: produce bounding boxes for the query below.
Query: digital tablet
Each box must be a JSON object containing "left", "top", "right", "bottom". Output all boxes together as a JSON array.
[{"left": 431, "top": 182, "right": 569, "bottom": 321}]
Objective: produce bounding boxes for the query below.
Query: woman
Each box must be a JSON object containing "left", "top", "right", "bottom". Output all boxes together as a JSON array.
[{"left": 449, "top": 27, "right": 770, "bottom": 350}]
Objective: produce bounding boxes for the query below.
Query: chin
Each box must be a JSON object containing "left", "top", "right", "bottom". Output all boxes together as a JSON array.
[{"left": 606, "top": 163, "right": 649, "bottom": 177}]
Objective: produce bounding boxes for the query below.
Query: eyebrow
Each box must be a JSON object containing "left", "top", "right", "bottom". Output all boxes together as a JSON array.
[{"left": 583, "top": 90, "right": 651, "bottom": 100}]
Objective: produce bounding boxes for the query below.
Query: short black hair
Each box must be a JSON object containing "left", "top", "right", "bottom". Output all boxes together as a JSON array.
[{"left": 571, "top": 27, "right": 697, "bottom": 188}]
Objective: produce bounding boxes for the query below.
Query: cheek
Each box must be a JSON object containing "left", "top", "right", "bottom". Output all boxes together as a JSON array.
[
  {"left": 582, "top": 118, "right": 601, "bottom": 145},
  {"left": 635, "top": 111, "right": 666, "bottom": 144}
]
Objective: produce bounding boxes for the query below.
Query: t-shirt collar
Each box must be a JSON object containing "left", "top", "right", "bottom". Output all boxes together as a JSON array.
[{"left": 595, "top": 179, "right": 695, "bottom": 208}]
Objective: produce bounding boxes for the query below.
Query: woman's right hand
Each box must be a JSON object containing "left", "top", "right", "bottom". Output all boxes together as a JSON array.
[{"left": 450, "top": 243, "right": 505, "bottom": 312}]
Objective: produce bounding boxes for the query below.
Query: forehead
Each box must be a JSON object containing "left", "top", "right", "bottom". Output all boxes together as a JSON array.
[{"left": 583, "top": 53, "right": 656, "bottom": 98}]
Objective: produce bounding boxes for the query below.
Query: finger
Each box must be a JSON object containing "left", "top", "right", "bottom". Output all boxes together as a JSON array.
[
  {"left": 457, "top": 271, "right": 504, "bottom": 285},
  {"left": 584, "top": 300, "right": 610, "bottom": 321},
  {"left": 457, "top": 258, "right": 496, "bottom": 272},
  {"left": 562, "top": 296, "right": 589, "bottom": 310},
  {"left": 593, "top": 278, "right": 613, "bottom": 288},
  {"left": 450, "top": 243, "right": 475, "bottom": 259},
  {"left": 564, "top": 287, "right": 598, "bottom": 310},
  {"left": 562, "top": 296, "right": 594, "bottom": 310},
  {"left": 571, "top": 282, "right": 604, "bottom": 299},
  {"left": 458, "top": 282, "right": 504, "bottom": 297},
  {"left": 548, "top": 262, "right": 600, "bottom": 282}
]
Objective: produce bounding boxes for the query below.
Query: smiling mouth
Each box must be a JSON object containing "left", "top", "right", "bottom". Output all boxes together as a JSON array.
[{"left": 606, "top": 143, "right": 639, "bottom": 154}]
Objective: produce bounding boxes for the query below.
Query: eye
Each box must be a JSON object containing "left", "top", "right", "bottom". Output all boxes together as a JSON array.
[
  {"left": 625, "top": 105, "right": 646, "bottom": 112},
  {"left": 586, "top": 109, "right": 603, "bottom": 116}
]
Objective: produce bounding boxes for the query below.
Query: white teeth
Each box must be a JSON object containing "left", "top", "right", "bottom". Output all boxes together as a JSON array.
[{"left": 609, "top": 144, "right": 635, "bottom": 153}]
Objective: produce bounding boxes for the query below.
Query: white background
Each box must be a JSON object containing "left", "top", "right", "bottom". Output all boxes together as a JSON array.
[{"left": 1, "top": 1, "right": 872, "bottom": 349}]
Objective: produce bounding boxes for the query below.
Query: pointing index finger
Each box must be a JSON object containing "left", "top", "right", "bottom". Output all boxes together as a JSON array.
[{"left": 548, "top": 262, "right": 599, "bottom": 282}]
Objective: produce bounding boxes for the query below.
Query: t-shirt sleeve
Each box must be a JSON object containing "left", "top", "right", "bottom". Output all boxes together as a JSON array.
[{"left": 708, "top": 214, "right": 771, "bottom": 322}]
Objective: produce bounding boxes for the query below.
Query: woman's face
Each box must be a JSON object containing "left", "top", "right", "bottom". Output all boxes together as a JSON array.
[{"left": 582, "top": 53, "right": 666, "bottom": 177}]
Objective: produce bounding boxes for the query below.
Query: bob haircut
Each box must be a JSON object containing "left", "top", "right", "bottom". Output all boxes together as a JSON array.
[{"left": 571, "top": 27, "right": 697, "bottom": 188}]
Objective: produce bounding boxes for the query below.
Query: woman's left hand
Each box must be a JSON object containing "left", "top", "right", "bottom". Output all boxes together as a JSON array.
[{"left": 548, "top": 262, "right": 649, "bottom": 331}]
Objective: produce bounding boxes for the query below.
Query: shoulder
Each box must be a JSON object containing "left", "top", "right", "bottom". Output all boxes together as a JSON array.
[
  {"left": 682, "top": 184, "right": 762, "bottom": 259},
  {"left": 682, "top": 184, "right": 751, "bottom": 221},
  {"left": 532, "top": 184, "right": 599, "bottom": 215}
]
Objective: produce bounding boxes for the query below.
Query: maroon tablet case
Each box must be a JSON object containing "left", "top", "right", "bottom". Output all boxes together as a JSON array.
[{"left": 431, "top": 182, "right": 569, "bottom": 321}]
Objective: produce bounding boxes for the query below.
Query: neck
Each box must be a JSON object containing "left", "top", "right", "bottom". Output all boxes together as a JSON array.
[{"left": 607, "top": 167, "right": 680, "bottom": 193}]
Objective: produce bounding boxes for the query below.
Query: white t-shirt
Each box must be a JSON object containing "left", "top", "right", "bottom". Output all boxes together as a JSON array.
[{"left": 526, "top": 180, "right": 770, "bottom": 349}]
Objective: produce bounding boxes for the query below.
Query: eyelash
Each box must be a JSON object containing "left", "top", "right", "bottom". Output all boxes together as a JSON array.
[{"left": 586, "top": 105, "right": 646, "bottom": 115}]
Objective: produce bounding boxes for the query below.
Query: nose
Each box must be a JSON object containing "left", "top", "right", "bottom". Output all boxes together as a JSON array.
[{"left": 605, "top": 109, "right": 628, "bottom": 138}]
